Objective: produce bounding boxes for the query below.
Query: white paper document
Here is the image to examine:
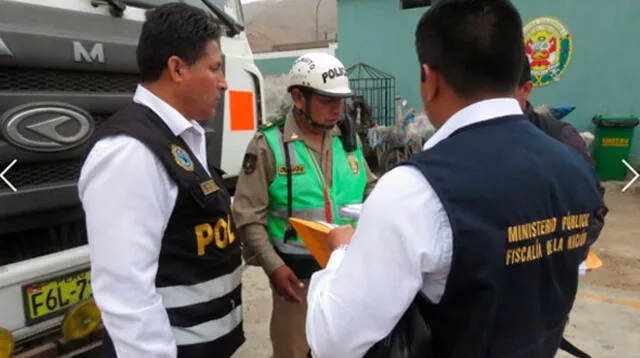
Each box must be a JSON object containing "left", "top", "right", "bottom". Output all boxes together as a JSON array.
[
  {"left": 316, "top": 220, "right": 339, "bottom": 229},
  {"left": 339, "top": 204, "right": 363, "bottom": 220}
]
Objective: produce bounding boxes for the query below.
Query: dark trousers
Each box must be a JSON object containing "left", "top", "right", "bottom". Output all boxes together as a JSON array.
[{"left": 101, "top": 329, "right": 118, "bottom": 358}]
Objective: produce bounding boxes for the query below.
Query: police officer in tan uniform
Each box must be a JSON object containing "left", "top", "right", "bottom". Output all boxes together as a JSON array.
[{"left": 232, "top": 52, "right": 377, "bottom": 358}]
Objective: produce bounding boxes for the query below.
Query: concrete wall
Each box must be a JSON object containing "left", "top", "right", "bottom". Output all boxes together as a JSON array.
[
  {"left": 336, "top": 0, "right": 640, "bottom": 165},
  {"left": 255, "top": 58, "right": 296, "bottom": 77},
  {"left": 336, "top": 0, "right": 425, "bottom": 119}
]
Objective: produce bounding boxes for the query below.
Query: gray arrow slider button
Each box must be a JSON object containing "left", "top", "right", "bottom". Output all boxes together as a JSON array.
[
  {"left": 621, "top": 159, "right": 639, "bottom": 193},
  {"left": 0, "top": 159, "right": 17, "bottom": 192}
]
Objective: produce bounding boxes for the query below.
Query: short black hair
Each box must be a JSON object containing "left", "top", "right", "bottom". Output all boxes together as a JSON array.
[
  {"left": 519, "top": 56, "right": 531, "bottom": 86},
  {"left": 137, "top": 2, "right": 222, "bottom": 83},
  {"left": 415, "top": 0, "right": 526, "bottom": 98}
]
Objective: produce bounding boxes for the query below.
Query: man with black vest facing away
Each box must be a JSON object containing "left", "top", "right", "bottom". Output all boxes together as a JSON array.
[
  {"left": 78, "top": 3, "right": 243, "bottom": 358},
  {"left": 305, "top": 1, "right": 605, "bottom": 357},
  {"left": 515, "top": 59, "right": 595, "bottom": 166}
]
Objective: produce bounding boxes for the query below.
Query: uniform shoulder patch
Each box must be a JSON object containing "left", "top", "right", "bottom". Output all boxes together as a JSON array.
[
  {"left": 171, "top": 144, "right": 195, "bottom": 172},
  {"left": 242, "top": 153, "right": 258, "bottom": 175},
  {"left": 258, "top": 118, "right": 285, "bottom": 132}
]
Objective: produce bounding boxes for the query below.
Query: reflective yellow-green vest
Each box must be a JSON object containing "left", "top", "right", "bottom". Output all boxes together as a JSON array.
[{"left": 261, "top": 120, "right": 367, "bottom": 277}]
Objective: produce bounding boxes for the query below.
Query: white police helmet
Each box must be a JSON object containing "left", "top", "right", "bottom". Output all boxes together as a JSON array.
[{"left": 287, "top": 52, "right": 353, "bottom": 97}]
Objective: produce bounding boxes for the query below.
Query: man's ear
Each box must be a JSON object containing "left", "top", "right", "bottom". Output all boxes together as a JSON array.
[
  {"left": 290, "top": 89, "right": 306, "bottom": 109},
  {"left": 422, "top": 64, "right": 439, "bottom": 102},
  {"left": 167, "top": 56, "right": 187, "bottom": 83},
  {"left": 523, "top": 80, "right": 534, "bottom": 98}
]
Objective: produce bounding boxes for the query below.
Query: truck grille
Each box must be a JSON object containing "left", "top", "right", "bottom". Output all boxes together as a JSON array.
[
  {"left": 4, "top": 160, "right": 82, "bottom": 188},
  {"left": 0, "top": 221, "right": 87, "bottom": 266},
  {"left": 0, "top": 67, "right": 134, "bottom": 263},
  {"left": 0, "top": 114, "right": 111, "bottom": 192},
  {"left": 0, "top": 67, "right": 139, "bottom": 93}
]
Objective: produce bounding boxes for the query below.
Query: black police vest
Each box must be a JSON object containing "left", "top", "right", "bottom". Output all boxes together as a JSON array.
[
  {"left": 404, "top": 115, "right": 603, "bottom": 358},
  {"left": 91, "top": 103, "right": 244, "bottom": 358},
  {"left": 525, "top": 102, "right": 568, "bottom": 140}
]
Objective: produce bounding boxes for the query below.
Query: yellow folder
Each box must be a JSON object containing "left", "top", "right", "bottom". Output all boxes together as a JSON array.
[
  {"left": 585, "top": 249, "right": 603, "bottom": 270},
  {"left": 288, "top": 218, "right": 336, "bottom": 268}
]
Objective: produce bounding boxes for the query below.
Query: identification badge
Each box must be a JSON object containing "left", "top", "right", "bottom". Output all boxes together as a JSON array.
[
  {"left": 200, "top": 179, "right": 219, "bottom": 196},
  {"left": 348, "top": 154, "right": 360, "bottom": 175},
  {"left": 278, "top": 164, "right": 306, "bottom": 176}
]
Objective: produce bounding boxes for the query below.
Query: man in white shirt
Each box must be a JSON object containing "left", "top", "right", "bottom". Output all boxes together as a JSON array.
[
  {"left": 78, "top": 3, "right": 243, "bottom": 358},
  {"left": 305, "top": 1, "right": 605, "bottom": 357}
]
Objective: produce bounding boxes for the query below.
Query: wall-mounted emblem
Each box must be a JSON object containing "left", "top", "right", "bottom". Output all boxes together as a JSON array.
[{"left": 523, "top": 16, "right": 573, "bottom": 87}]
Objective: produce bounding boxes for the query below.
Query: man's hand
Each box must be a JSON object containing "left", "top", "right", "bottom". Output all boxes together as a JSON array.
[
  {"left": 328, "top": 224, "right": 355, "bottom": 250},
  {"left": 270, "top": 265, "right": 305, "bottom": 303}
]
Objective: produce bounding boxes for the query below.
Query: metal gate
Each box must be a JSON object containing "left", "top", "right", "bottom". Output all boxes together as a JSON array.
[{"left": 346, "top": 62, "right": 396, "bottom": 126}]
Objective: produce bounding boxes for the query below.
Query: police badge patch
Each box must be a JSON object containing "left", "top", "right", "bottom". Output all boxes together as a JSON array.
[
  {"left": 347, "top": 154, "right": 360, "bottom": 175},
  {"left": 171, "top": 144, "right": 195, "bottom": 172},
  {"left": 242, "top": 153, "right": 257, "bottom": 175}
]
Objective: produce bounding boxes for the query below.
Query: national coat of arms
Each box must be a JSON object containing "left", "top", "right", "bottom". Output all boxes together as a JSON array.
[{"left": 523, "top": 16, "right": 573, "bottom": 87}]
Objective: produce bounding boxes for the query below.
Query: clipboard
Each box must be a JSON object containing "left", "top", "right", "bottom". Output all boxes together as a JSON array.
[{"left": 288, "top": 218, "right": 337, "bottom": 268}]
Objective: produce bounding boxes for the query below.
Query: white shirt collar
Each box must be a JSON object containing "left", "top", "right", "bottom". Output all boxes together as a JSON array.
[
  {"left": 423, "top": 98, "right": 523, "bottom": 151},
  {"left": 132, "top": 84, "right": 204, "bottom": 136}
]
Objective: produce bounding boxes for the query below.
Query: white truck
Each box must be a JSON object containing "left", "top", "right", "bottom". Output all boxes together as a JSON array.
[{"left": 0, "top": 1, "right": 264, "bottom": 356}]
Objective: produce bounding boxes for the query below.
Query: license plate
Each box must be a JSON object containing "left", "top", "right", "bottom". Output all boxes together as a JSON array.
[{"left": 22, "top": 269, "right": 92, "bottom": 326}]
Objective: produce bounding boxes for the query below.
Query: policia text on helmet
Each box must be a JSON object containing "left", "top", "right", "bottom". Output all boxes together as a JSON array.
[{"left": 286, "top": 52, "right": 354, "bottom": 132}]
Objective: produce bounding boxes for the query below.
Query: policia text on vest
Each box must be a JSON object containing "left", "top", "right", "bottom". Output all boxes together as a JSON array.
[
  {"left": 195, "top": 214, "right": 236, "bottom": 254},
  {"left": 506, "top": 213, "right": 591, "bottom": 265}
]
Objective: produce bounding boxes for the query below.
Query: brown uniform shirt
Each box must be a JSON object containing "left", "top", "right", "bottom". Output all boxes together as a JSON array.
[{"left": 232, "top": 112, "right": 378, "bottom": 276}]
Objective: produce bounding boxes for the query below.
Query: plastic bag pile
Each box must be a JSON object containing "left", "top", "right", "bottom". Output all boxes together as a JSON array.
[
  {"left": 535, "top": 104, "right": 595, "bottom": 148},
  {"left": 367, "top": 112, "right": 436, "bottom": 149}
]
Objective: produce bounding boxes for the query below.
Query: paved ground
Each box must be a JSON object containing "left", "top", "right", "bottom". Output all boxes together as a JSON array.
[
  {"left": 553, "top": 182, "right": 640, "bottom": 358},
  {"left": 580, "top": 182, "right": 640, "bottom": 291},
  {"left": 556, "top": 285, "right": 640, "bottom": 358}
]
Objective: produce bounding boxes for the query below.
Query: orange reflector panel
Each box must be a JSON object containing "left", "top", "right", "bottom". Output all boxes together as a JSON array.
[{"left": 229, "top": 90, "right": 255, "bottom": 131}]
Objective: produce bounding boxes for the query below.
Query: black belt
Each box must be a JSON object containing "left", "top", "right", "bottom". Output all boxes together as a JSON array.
[{"left": 560, "top": 337, "right": 591, "bottom": 358}]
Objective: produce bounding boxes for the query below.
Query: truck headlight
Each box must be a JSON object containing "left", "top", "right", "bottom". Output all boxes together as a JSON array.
[
  {"left": 62, "top": 299, "right": 102, "bottom": 340},
  {"left": 0, "top": 328, "right": 14, "bottom": 358}
]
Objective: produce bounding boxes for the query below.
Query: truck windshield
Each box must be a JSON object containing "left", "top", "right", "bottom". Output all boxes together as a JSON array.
[{"left": 145, "top": 0, "right": 244, "bottom": 26}]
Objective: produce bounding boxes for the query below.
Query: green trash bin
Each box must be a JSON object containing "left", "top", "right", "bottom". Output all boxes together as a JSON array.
[{"left": 591, "top": 115, "right": 639, "bottom": 181}]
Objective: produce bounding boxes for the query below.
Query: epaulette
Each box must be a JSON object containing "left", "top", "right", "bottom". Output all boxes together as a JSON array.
[{"left": 258, "top": 118, "right": 285, "bottom": 132}]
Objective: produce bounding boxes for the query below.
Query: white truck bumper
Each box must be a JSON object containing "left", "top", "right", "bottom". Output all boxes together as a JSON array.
[{"left": 0, "top": 246, "right": 90, "bottom": 343}]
